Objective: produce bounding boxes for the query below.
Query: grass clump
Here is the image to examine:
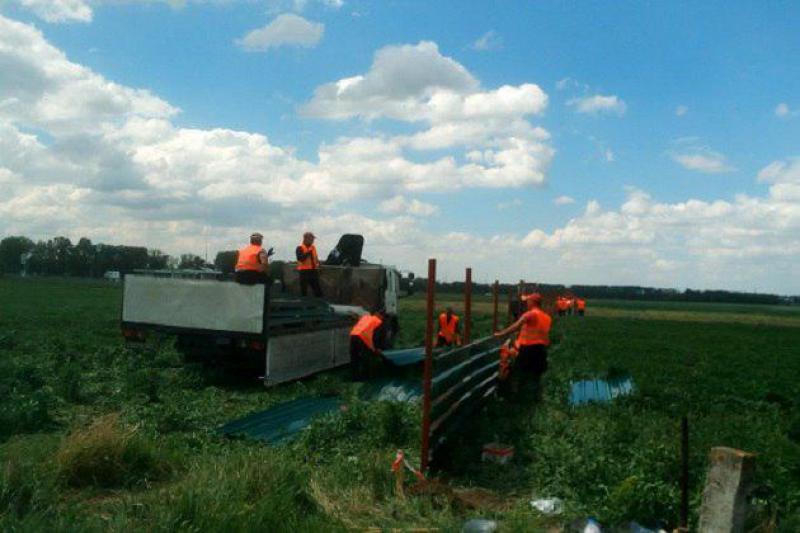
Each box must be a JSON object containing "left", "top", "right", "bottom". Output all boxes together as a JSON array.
[{"left": 56, "top": 414, "right": 170, "bottom": 489}]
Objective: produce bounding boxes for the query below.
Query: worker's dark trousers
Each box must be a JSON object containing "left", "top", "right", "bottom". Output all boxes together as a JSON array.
[
  {"left": 436, "top": 334, "right": 454, "bottom": 347},
  {"left": 578, "top": 310, "right": 585, "bottom": 316},
  {"left": 514, "top": 344, "right": 548, "bottom": 401},
  {"left": 299, "top": 269, "right": 323, "bottom": 297},
  {"left": 350, "top": 336, "right": 377, "bottom": 381}
]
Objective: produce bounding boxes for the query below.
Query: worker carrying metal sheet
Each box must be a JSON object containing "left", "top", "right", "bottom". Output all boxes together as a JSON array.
[
  {"left": 494, "top": 292, "right": 552, "bottom": 398},
  {"left": 435, "top": 307, "right": 461, "bottom": 347},
  {"left": 296, "top": 231, "right": 323, "bottom": 297},
  {"left": 234, "top": 232, "right": 274, "bottom": 285},
  {"left": 350, "top": 309, "right": 387, "bottom": 381}
]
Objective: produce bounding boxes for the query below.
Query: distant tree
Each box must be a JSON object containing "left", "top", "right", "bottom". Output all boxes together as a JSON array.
[
  {"left": 147, "top": 249, "right": 170, "bottom": 270},
  {"left": 51, "top": 236, "right": 73, "bottom": 275},
  {"left": 68, "top": 237, "right": 95, "bottom": 277},
  {"left": 0, "top": 236, "right": 34, "bottom": 274},
  {"left": 214, "top": 250, "right": 238, "bottom": 274},
  {"left": 178, "top": 254, "right": 206, "bottom": 270}
]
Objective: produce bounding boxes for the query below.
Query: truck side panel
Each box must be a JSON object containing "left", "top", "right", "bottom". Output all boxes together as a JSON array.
[
  {"left": 265, "top": 326, "right": 351, "bottom": 386},
  {"left": 122, "top": 275, "right": 265, "bottom": 334}
]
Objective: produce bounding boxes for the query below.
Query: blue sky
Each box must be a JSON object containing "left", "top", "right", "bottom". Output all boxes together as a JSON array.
[{"left": 1, "top": 1, "right": 799, "bottom": 292}]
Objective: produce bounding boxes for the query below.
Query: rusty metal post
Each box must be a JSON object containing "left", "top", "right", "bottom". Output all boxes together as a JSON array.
[
  {"left": 681, "top": 415, "right": 689, "bottom": 530},
  {"left": 492, "top": 280, "right": 499, "bottom": 332},
  {"left": 420, "top": 258, "right": 436, "bottom": 473},
  {"left": 463, "top": 267, "right": 472, "bottom": 344},
  {"left": 506, "top": 287, "right": 513, "bottom": 325}
]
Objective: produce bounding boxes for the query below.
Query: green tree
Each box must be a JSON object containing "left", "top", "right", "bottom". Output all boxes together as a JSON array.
[
  {"left": 213, "top": 250, "right": 238, "bottom": 274},
  {"left": 0, "top": 236, "right": 34, "bottom": 274},
  {"left": 178, "top": 254, "right": 206, "bottom": 270}
]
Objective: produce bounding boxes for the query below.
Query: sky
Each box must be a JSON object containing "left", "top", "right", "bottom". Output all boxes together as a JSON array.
[{"left": 0, "top": 0, "right": 798, "bottom": 293}]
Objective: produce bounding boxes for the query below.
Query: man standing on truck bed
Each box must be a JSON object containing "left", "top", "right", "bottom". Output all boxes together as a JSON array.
[
  {"left": 350, "top": 309, "right": 387, "bottom": 381},
  {"left": 234, "top": 232, "right": 273, "bottom": 285},
  {"left": 296, "top": 231, "right": 323, "bottom": 297}
]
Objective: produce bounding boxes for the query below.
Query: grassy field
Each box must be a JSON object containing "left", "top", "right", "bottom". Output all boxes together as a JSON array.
[{"left": 1, "top": 277, "right": 800, "bottom": 531}]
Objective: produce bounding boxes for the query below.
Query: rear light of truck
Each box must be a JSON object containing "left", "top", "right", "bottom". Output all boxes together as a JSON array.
[
  {"left": 122, "top": 328, "right": 146, "bottom": 342},
  {"left": 248, "top": 340, "right": 265, "bottom": 351}
]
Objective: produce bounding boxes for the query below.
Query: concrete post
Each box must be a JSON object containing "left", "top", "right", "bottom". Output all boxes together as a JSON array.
[{"left": 698, "top": 447, "right": 755, "bottom": 533}]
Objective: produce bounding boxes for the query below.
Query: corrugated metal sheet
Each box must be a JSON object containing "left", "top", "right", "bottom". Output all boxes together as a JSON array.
[
  {"left": 569, "top": 377, "right": 634, "bottom": 406},
  {"left": 383, "top": 347, "right": 426, "bottom": 366},
  {"left": 218, "top": 396, "right": 342, "bottom": 444}
]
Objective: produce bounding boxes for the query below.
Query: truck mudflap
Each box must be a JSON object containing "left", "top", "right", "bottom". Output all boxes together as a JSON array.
[{"left": 264, "top": 326, "right": 351, "bottom": 386}]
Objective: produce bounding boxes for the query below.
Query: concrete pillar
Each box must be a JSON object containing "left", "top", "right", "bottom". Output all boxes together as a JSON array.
[{"left": 698, "top": 447, "right": 755, "bottom": 533}]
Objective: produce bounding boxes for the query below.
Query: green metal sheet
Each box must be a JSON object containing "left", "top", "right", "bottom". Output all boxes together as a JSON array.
[{"left": 218, "top": 396, "right": 342, "bottom": 444}]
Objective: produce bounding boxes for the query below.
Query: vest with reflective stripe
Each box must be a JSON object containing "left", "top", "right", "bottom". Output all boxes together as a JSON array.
[
  {"left": 350, "top": 314, "right": 382, "bottom": 351},
  {"left": 235, "top": 244, "right": 263, "bottom": 272},
  {"left": 438, "top": 313, "right": 459, "bottom": 342},
  {"left": 517, "top": 308, "right": 552, "bottom": 346},
  {"left": 297, "top": 244, "right": 319, "bottom": 271}
]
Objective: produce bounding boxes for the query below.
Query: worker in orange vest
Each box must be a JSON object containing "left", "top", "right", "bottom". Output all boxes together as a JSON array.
[
  {"left": 576, "top": 298, "right": 586, "bottom": 316},
  {"left": 494, "top": 292, "right": 552, "bottom": 398},
  {"left": 435, "top": 307, "right": 461, "bottom": 347},
  {"left": 296, "top": 231, "right": 323, "bottom": 297},
  {"left": 350, "top": 309, "right": 387, "bottom": 381},
  {"left": 556, "top": 296, "right": 569, "bottom": 317},
  {"left": 234, "top": 232, "right": 274, "bottom": 285}
]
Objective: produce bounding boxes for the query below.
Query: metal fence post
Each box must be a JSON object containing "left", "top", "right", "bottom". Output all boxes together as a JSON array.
[
  {"left": 420, "top": 258, "right": 436, "bottom": 473},
  {"left": 464, "top": 267, "right": 472, "bottom": 344},
  {"left": 492, "top": 280, "right": 499, "bottom": 332},
  {"left": 681, "top": 415, "right": 689, "bottom": 530}
]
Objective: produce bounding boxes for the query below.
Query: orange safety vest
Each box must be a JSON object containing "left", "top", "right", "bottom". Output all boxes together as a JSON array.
[
  {"left": 556, "top": 298, "right": 568, "bottom": 311},
  {"left": 437, "top": 313, "right": 459, "bottom": 343},
  {"left": 297, "top": 244, "right": 319, "bottom": 271},
  {"left": 235, "top": 244, "right": 263, "bottom": 272},
  {"left": 517, "top": 308, "right": 552, "bottom": 346},
  {"left": 577, "top": 299, "right": 586, "bottom": 310},
  {"left": 350, "top": 314, "right": 383, "bottom": 351}
]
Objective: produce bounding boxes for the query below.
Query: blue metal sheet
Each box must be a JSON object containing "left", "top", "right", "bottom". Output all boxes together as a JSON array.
[
  {"left": 218, "top": 396, "right": 342, "bottom": 444},
  {"left": 569, "top": 377, "right": 634, "bottom": 406},
  {"left": 382, "top": 347, "right": 426, "bottom": 366}
]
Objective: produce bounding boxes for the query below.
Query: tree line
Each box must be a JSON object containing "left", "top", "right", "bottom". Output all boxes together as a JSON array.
[
  {"left": 2, "top": 235, "right": 795, "bottom": 304},
  {"left": 413, "top": 281, "right": 798, "bottom": 305},
  {"left": 0, "top": 236, "right": 215, "bottom": 277}
]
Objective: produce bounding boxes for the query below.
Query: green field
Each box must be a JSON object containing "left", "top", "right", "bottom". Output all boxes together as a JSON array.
[{"left": 1, "top": 277, "right": 799, "bottom": 531}]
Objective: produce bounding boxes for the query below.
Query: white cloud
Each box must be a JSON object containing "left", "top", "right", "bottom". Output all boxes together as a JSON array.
[
  {"left": 554, "top": 195, "right": 575, "bottom": 206},
  {"left": 471, "top": 30, "right": 502, "bottom": 51},
  {"left": 301, "top": 41, "right": 480, "bottom": 120},
  {"left": 13, "top": 0, "right": 93, "bottom": 23},
  {"left": 568, "top": 94, "right": 627, "bottom": 115},
  {"left": 775, "top": 102, "right": 799, "bottom": 118},
  {"left": 300, "top": 41, "right": 553, "bottom": 189},
  {"left": 379, "top": 195, "right": 438, "bottom": 216},
  {"left": 676, "top": 105, "right": 688, "bottom": 116},
  {"left": 604, "top": 149, "right": 615, "bottom": 162},
  {"left": 672, "top": 150, "right": 734, "bottom": 174},
  {"left": 235, "top": 13, "right": 324, "bottom": 51}
]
